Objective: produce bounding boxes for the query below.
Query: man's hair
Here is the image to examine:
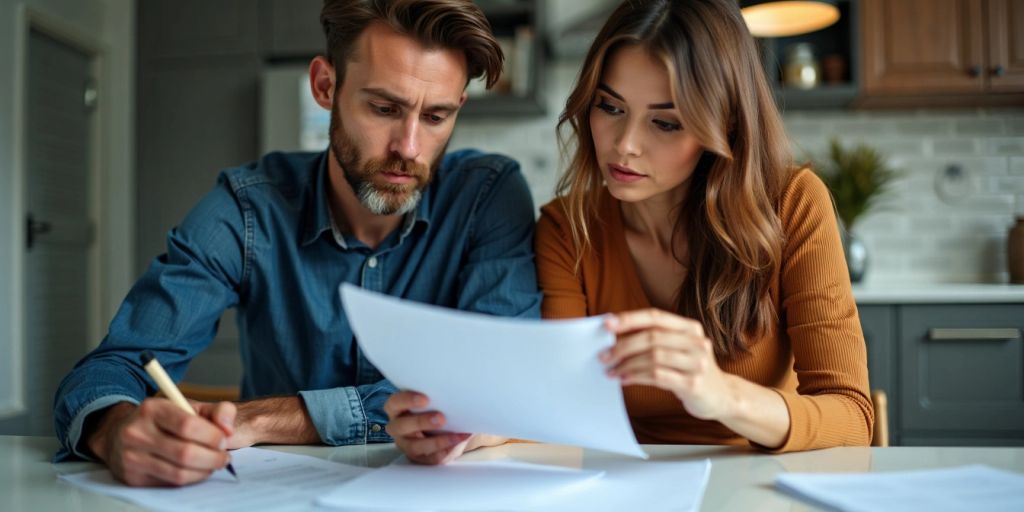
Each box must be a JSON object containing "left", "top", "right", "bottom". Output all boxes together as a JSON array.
[{"left": 320, "top": 0, "right": 504, "bottom": 89}]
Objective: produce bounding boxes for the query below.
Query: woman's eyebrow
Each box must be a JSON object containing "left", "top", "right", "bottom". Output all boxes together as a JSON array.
[{"left": 597, "top": 83, "right": 674, "bottom": 110}]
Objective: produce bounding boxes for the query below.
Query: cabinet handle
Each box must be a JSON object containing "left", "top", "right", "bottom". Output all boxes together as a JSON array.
[
  {"left": 928, "top": 328, "right": 1022, "bottom": 341},
  {"left": 991, "top": 65, "right": 1006, "bottom": 77},
  {"left": 969, "top": 65, "right": 982, "bottom": 77}
]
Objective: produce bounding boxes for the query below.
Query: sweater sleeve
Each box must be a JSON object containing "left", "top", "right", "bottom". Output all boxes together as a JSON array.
[
  {"left": 535, "top": 201, "right": 588, "bottom": 319},
  {"left": 766, "top": 169, "right": 874, "bottom": 452}
]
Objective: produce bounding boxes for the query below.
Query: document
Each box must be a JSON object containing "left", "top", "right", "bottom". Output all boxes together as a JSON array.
[
  {"left": 58, "top": 447, "right": 369, "bottom": 512},
  {"left": 317, "top": 457, "right": 605, "bottom": 511},
  {"left": 340, "top": 283, "right": 646, "bottom": 458},
  {"left": 318, "top": 454, "right": 711, "bottom": 512},
  {"left": 776, "top": 464, "right": 1024, "bottom": 512},
  {"left": 534, "top": 457, "right": 711, "bottom": 512}
]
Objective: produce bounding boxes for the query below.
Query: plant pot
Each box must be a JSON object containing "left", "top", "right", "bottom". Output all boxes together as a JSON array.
[{"left": 842, "top": 230, "right": 868, "bottom": 283}]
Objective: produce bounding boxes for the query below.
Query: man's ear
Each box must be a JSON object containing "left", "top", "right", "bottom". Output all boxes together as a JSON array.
[
  {"left": 458, "top": 91, "right": 468, "bottom": 107},
  {"left": 308, "top": 56, "right": 337, "bottom": 111}
]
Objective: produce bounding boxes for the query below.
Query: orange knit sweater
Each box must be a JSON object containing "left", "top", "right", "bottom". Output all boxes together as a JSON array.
[{"left": 535, "top": 169, "right": 873, "bottom": 452}]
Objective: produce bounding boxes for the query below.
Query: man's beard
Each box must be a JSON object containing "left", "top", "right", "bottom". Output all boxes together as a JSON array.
[{"left": 329, "top": 103, "right": 444, "bottom": 216}]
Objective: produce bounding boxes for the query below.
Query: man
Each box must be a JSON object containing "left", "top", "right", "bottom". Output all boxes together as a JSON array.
[{"left": 54, "top": 0, "right": 539, "bottom": 486}]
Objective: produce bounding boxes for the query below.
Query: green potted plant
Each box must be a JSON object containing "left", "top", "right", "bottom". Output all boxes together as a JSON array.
[{"left": 813, "top": 138, "right": 899, "bottom": 283}]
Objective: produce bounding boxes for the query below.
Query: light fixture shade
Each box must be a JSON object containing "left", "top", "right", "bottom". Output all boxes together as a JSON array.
[{"left": 741, "top": 1, "right": 841, "bottom": 38}]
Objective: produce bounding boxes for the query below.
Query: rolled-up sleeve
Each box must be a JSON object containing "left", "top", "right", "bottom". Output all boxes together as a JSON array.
[{"left": 298, "top": 379, "right": 396, "bottom": 445}]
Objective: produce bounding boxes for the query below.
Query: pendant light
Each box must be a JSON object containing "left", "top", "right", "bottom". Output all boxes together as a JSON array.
[{"left": 740, "top": 0, "right": 841, "bottom": 38}]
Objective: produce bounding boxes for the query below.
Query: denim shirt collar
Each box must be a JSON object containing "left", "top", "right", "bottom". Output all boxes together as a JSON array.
[{"left": 301, "top": 150, "right": 432, "bottom": 248}]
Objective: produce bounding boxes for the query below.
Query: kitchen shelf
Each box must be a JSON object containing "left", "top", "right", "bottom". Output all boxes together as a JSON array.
[{"left": 753, "top": 0, "right": 860, "bottom": 111}]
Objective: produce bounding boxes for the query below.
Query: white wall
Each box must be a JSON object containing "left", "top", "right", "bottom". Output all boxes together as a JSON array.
[{"left": 0, "top": 0, "right": 134, "bottom": 418}]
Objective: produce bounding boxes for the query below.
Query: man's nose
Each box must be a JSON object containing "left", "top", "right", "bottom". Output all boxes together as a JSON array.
[{"left": 390, "top": 116, "right": 421, "bottom": 161}]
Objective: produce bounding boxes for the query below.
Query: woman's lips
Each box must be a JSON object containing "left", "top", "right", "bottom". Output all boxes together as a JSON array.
[{"left": 608, "top": 163, "right": 647, "bottom": 183}]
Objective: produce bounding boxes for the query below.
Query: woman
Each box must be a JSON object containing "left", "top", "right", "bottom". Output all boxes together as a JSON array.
[
  {"left": 535, "top": 0, "right": 872, "bottom": 451},
  {"left": 385, "top": 0, "right": 871, "bottom": 463}
]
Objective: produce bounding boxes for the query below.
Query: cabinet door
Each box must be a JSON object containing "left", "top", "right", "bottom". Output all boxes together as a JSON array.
[
  {"left": 140, "top": 0, "right": 259, "bottom": 59},
  {"left": 988, "top": 0, "right": 1024, "bottom": 91},
  {"left": 861, "top": 0, "right": 986, "bottom": 94},
  {"left": 859, "top": 305, "right": 898, "bottom": 444},
  {"left": 859, "top": 305, "right": 895, "bottom": 395},
  {"left": 262, "top": 0, "right": 324, "bottom": 58},
  {"left": 900, "top": 305, "right": 1024, "bottom": 433}
]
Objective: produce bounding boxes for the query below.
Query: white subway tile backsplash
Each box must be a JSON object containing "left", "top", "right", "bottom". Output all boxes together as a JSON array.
[
  {"left": 956, "top": 118, "right": 1007, "bottom": 135},
  {"left": 931, "top": 138, "right": 979, "bottom": 155},
  {"left": 984, "top": 138, "right": 1024, "bottom": 155}
]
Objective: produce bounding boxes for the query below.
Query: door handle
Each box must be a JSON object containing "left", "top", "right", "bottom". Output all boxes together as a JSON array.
[
  {"left": 26, "top": 213, "right": 52, "bottom": 250},
  {"left": 928, "top": 328, "right": 1022, "bottom": 341},
  {"left": 991, "top": 65, "right": 1006, "bottom": 77}
]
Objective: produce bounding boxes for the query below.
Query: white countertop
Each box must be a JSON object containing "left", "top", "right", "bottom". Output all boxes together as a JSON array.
[
  {"left": 852, "top": 283, "right": 1024, "bottom": 304},
  {"left": 9, "top": 436, "right": 1024, "bottom": 512}
]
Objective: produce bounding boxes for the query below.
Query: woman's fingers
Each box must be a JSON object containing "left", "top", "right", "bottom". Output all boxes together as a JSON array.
[
  {"left": 601, "top": 327, "right": 706, "bottom": 366},
  {"left": 608, "top": 349, "right": 701, "bottom": 379},
  {"left": 605, "top": 308, "right": 704, "bottom": 337}
]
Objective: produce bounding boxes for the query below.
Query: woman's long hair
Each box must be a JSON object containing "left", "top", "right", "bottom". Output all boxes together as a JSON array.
[{"left": 556, "top": 0, "right": 792, "bottom": 357}]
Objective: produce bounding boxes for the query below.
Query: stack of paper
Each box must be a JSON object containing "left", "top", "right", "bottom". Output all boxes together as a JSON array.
[
  {"left": 317, "top": 457, "right": 605, "bottom": 510},
  {"left": 318, "top": 456, "right": 712, "bottom": 512},
  {"left": 58, "top": 447, "right": 369, "bottom": 512},
  {"left": 340, "top": 284, "right": 646, "bottom": 458},
  {"left": 776, "top": 464, "right": 1024, "bottom": 512}
]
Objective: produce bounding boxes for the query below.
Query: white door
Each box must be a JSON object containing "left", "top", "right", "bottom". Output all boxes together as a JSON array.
[{"left": 0, "top": 27, "right": 97, "bottom": 435}]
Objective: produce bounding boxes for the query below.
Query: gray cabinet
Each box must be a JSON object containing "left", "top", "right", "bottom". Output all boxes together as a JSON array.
[
  {"left": 262, "top": 0, "right": 323, "bottom": 58},
  {"left": 857, "top": 302, "right": 1024, "bottom": 446},
  {"left": 140, "top": 0, "right": 259, "bottom": 58},
  {"left": 900, "top": 305, "right": 1024, "bottom": 437},
  {"left": 859, "top": 305, "right": 897, "bottom": 442},
  {"left": 137, "top": 1, "right": 259, "bottom": 386}
]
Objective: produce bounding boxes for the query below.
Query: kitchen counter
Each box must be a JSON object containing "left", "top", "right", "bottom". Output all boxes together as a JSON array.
[{"left": 852, "top": 283, "right": 1024, "bottom": 304}]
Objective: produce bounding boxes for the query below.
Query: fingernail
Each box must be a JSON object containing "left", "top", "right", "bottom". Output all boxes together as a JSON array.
[
  {"left": 219, "top": 415, "right": 231, "bottom": 427},
  {"left": 605, "top": 315, "right": 619, "bottom": 328},
  {"left": 415, "top": 395, "right": 427, "bottom": 407},
  {"left": 431, "top": 414, "right": 443, "bottom": 426},
  {"left": 219, "top": 439, "right": 227, "bottom": 450},
  {"left": 606, "top": 368, "right": 616, "bottom": 377},
  {"left": 599, "top": 349, "right": 611, "bottom": 362}
]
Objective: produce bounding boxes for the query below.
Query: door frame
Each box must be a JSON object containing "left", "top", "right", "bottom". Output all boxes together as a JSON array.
[{"left": 0, "top": 3, "right": 132, "bottom": 419}]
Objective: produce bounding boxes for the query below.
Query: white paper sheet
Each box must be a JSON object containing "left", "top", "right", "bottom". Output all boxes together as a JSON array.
[
  {"left": 58, "top": 447, "right": 370, "bottom": 512},
  {"left": 534, "top": 457, "right": 711, "bottom": 512},
  {"left": 317, "top": 457, "right": 605, "bottom": 511},
  {"left": 776, "top": 464, "right": 1024, "bottom": 512},
  {"left": 340, "top": 284, "right": 646, "bottom": 458}
]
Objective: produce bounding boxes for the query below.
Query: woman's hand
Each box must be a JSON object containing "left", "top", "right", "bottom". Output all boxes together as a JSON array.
[{"left": 601, "top": 308, "right": 736, "bottom": 421}]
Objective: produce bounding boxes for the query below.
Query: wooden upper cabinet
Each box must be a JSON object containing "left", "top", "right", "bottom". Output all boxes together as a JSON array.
[
  {"left": 862, "top": 0, "right": 986, "bottom": 94},
  {"left": 988, "top": 0, "right": 1024, "bottom": 91},
  {"left": 861, "top": 0, "right": 1024, "bottom": 100}
]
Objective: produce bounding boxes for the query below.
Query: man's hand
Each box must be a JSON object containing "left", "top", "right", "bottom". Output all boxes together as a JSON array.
[
  {"left": 85, "top": 399, "right": 235, "bottom": 487},
  {"left": 385, "top": 391, "right": 508, "bottom": 465}
]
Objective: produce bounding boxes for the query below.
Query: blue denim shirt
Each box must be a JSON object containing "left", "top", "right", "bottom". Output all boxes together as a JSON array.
[{"left": 53, "top": 149, "right": 541, "bottom": 461}]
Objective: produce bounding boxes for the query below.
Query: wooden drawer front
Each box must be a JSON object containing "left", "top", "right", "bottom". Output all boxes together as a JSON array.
[{"left": 900, "top": 305, "right": 1024, "bottom": 432}]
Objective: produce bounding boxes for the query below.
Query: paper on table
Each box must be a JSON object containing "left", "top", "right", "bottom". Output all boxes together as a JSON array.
[
  {"left": 776, "top": 464, "right": 1024, "bottom": 512},
  {"left": 340, "top": 283, "right": 646, "bottom": 458},
  {"left": 58, "top": 447, "right": 370, "bottom": 512},
  {"left": 317, "top": 457, "right": 605, "bottom": 511},
  {"left": 534, "top": 457, "right": 711, "bottom": 512}
]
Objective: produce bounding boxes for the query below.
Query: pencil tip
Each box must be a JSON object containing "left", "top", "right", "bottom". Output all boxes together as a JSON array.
[{"left": 227, "top": 463, "right": 239, "bottom": 481}]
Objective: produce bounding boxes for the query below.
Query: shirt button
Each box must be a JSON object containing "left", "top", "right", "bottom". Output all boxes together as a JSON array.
[
  {"left": 371, "top": 423, "right": 382, "bottom": 433},
  {"left": 367, "top": 256, "right": 378, "bottom": 268}
]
